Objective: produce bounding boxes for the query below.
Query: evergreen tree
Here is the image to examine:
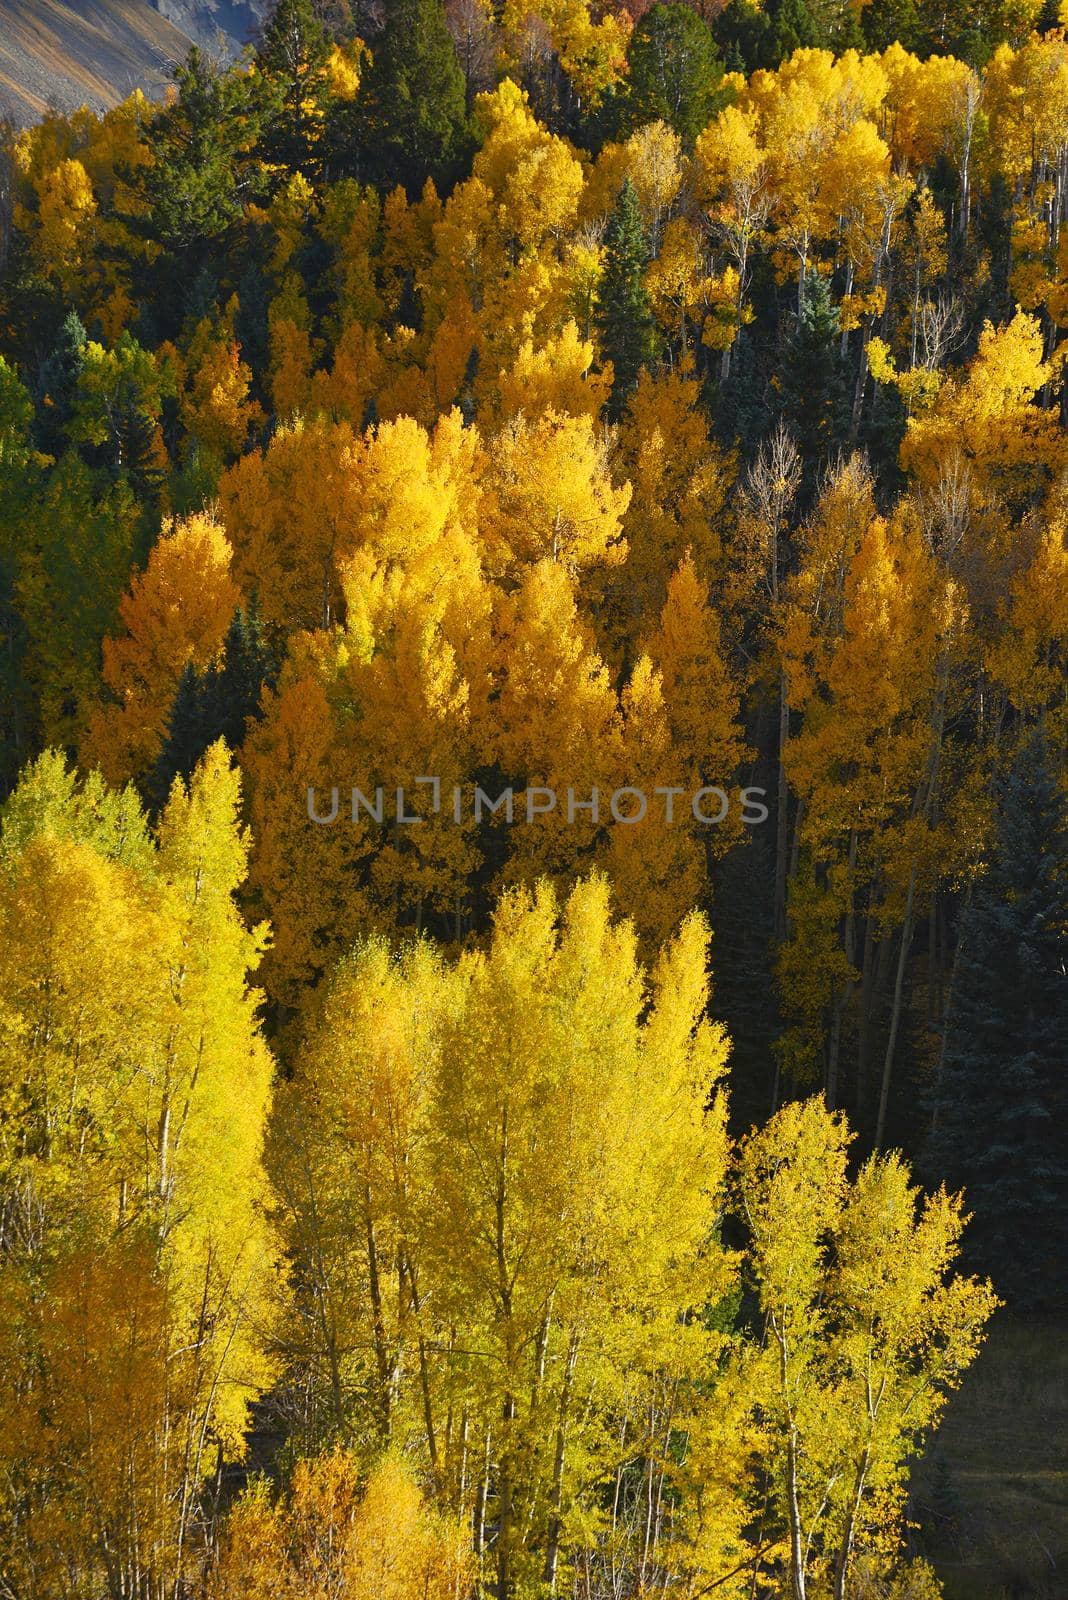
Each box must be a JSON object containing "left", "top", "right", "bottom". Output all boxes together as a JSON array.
[
  {"left": 148, "top": 661, "right": 210, "bottom": 811},
  {"left": 712, "top": 0, "right": 776, "bottom": 75},
  {"left": 767, "top": 0, "right": 820, "bottom": 58},
  {"left": 33, "top": 310, "right": 87, "bottom": 460},
  {"left": 773, "top": 272, "right": 850, "bottom": 497},
  {"left": 149, "top": 604, "right": 277, "bottom": 810},
  {"left": 256, "top": 0, "right": 334, "bottom": 184},
  {"left": 130, "top": 48, "right": 265, "bottom": 317},
  {"left": 234, "top": 261, "right": 272, "bottom": 399},
  {"left": 596, "top": 180, "right": 658, "bottom": 423},
  {"left": 70, "top": 331, "right": 168, "bottom": 503},
  {"left": 211, "top": 600, "right": 278, "bottom": 749},
  {"left": 355, "top": 0, "right": 470, "bottom": 195},
  {"left": 862, "top": 0, "right": 922, "bottom": 51},
  {"left": 0, "top": 359, "right": 45, "bottom": 793},
  {"left": 621, "top": 3, "right": 725, "bottom": 148},
  {"left": 925, "top": 734, "right": 1068, "bottom": 1312}
]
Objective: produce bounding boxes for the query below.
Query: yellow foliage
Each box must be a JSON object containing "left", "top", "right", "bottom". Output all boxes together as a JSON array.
[
  {"left": 495, "top": 318, "right": 610, "bottom": 421},
  {"left": 484, "top": 408, "right": 630, "bottom": 573},
  {"left": 83, "top": 513, "right": 241, "bottom": 783},
  {"left": 900, "top": 311, "right": 1065, "bottom": 506}
]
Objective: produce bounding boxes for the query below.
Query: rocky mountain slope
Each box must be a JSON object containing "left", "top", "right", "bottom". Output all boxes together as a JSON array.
[{"left": 0, "top": 0, "right": 266, "bottom": 127}]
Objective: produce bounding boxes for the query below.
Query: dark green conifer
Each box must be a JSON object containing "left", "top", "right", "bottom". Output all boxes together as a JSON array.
[
  {"left": 774, "top": 273, "right": 850, "bottom": 496},
  {"left": 596, "top": 180, "right": 658, "bottom": 423},
  {"left": 356, "top": 0, "right": 470, "bottom": 195},
  {"left": 149, "top": 661, "right": 210, "bottom": 811},
  {"left": 767, "top": 0, "right": 820, "bottom": 58},
  {"left": 257, "top": 0, "right": 334, "bottom": 183},
  {"left": 925, "top": 734, "right": 1068, "bottom": 1311},
  {"left": 132, "top": 47, "right": 265, "bottom": 306},
  {"left": 149, "top": 603, "right": 278, "bottom": 811},
  {"left": 621, "top": 3, "right": 725, "bottom": 148},
  {"left": 34, "top": 311, "right": 87, "bottom": 460}
]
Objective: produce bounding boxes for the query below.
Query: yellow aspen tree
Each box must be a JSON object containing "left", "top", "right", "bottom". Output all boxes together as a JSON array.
[
  {"left": 179, "top": 314, "right": 264, "bottom": 467},
  {"left": 601, "top": 554, "right": 748, "bottom": 950},
  {"left": 493, "top": 319, "right": 610, "bottom": 423},
  {"left": 606, "top": 371, "right": 733, "bottom": 648},
  {"left": 483, "top": 407, "right": 630, "bottom": 576},
  {"left": 26, "top": 156, "right": 98, "bottom": 296},
  {"left": 208, "top": 1453, "right": 470, "bottom": 1600},
  {"left": 267, "top": 274, "right": 319, "bottom": 421},
  {"left": 428, "top": 81, "right": 584, "bottom": 388},
  {"left": 607, "top": 653, "right": 707, "bottom": 952},
  {"left": 650, "top": 556, "right": 745, "bottom": 780},
  {"left": 430, "top": 877, "right": 732, "bottom": 1595},
  {"left": 307, "top": 317, "right": 385, "bottom": 424},
  {"left": 270, "top": 937, "right": 458, "bottom": 1448},
  {"left": 695, "top": 103, "right": 774, "bottom": 379},
  {"left": 335, "top": 541, "right": 487, "bottom": 937},
  {"left": 645, "top": 216, "right": 716, "bottom": 363},
  {"left": 260, "top": 875, "right": 733, "bottom": 1591},
  {"left": 486, "top": 559, "right": 623, "bottom": 888},
  {"left": 240, "top": 640, "right": 377, "bottom": 1006},
  {"left": 0, "top": 749, "right": 278, "bottom": 1599},
  {"left": 736, "top": 1098, "right": 998, "bottom": 1600},
  {"left": 219, "top": 417, "right": 363, "bottom": 631},
  {"left": 82, "top": 512, "right": 241, "bottom": 784},
  {"left": 781, "top": 499, "right": 957, "bottom": 1125},
  {"left": 584, "top": 121, "right": 683, "bottom": 244},
  {"left": 900, "top": 311, "right": 1065, "bottom": 512},
  {"left": 379, "top": 179, "right": 443, "bottom": 321},
  {"left": 987, "top": 515, "right": 1068, "bottom": 727}
]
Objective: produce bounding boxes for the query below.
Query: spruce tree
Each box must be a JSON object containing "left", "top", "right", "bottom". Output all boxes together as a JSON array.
[
  {"left": 774, "top": 272, "right": 850, "bottom": 498},
  {"left": 712, "top": 0, "right": 775, "bottom": 75},
  {"left": 211, "top": 601, "right": 278, "bottom": 749},
  {"left": 149, "top": 604, "right": 278, "bottom": 811},
  {"left": 149, "top": 662, "right": 210, "bottom": 812},
  {"left": 767, "top": 0, "right": 820, "bottom": 58},
  {"left": 256, "top": 0, "right": 334, "bottom": 184},
  {"left": 596, "top": 180, "right": 658, "bottom": 423},
  {"left": 925, "top": 734, "right": 1068, "bottom": 1311},
  {"left": 131, "top": 48, "right": 265, "bottom": 316},
  {"left": 356, "top": 0, "right": 470, "bottom": 195},
  {"left": 622, "top": 3, "right": 725, "bottom": 148},
  {"left": 34, "top": 311, "right": 87, "bottom": 460},
  {"left": 862, "top": 0, "right": 922, "bottom": 51}
]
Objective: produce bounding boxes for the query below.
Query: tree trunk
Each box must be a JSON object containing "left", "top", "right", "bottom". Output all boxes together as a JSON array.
[
  {"left": 875, "top": 868, "right": 916, "bottom": 1150},
  {"left": 775, "top": 669, "right": 791, "bottom": 943},
  {"left": 543, "top": 1329, "right": 581, "bottom": 1590}
]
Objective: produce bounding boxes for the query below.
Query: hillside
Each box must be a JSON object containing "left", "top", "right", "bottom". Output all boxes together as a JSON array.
[{"left": 0, "top": 0, "right": 263, "bottom": 127}]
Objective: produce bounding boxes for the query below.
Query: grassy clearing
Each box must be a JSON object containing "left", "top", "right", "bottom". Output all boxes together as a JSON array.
[{"left": 913, "top": 1314, "right": 1068, "bottom": 1599}]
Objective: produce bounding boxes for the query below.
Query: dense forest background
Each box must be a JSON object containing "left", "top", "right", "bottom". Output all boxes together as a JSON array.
[{"left": 0, "top": 0, "right": 1065, "bottom": 1596}]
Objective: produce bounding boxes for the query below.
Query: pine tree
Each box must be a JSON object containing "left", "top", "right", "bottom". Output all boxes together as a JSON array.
[
  {"left": 621, "top": 3, "right": 726, "bottom": 148},
  {"left": 256, "top": 0, "right": 334, "bottom": 184},
  {"left": 0, "top": 359, "right": 46, "bottom": 793},
  {"left": 711, "top": 0, "right": 775, "bottom": 75},
  {"left": 149, "top": 661, "right": 210, "bottom": 811},
  {"left": 767, "top": 0, "right": 820, "bottom": 58},
  {"left": 774, "top": 272, "right": 850, "bottom": 498},
  {"left": 218, "top": 602, "right": 277, "bottom": 742},
  {"left": 148, "top": 605, "right": 277, "bottom": 811},
  {"left": 925, "top": 734, "right": 1068, "bottom": 1312},
  {"left": 356, "top": 0, "right": 470, "bottom": 195},
  {"left": 34, "top": 309, "right": 87, "bottom": 460},
  {"left": 862, "top": 0, "right": 922, "bottom": 51},
  {"left": 130, "top": 48, "right": 265, "bottom": 321},
  {"left": 596, "top": 180, "right": 658, "bottom": 423}
]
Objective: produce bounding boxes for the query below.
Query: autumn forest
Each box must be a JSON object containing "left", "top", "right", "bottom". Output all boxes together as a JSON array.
[{"left": 0, "top": 0, "right": 1065, "bottom": 1596}]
